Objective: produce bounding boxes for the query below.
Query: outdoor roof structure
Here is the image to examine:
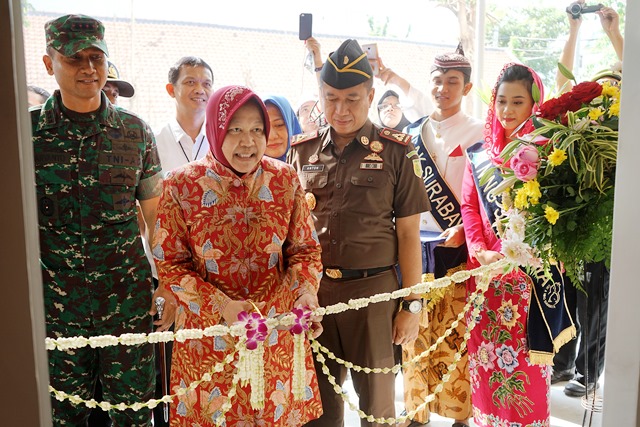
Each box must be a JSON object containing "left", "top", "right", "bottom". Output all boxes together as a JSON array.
[{"left": 23, "top": 12, "right": 516, "bottom": 131}]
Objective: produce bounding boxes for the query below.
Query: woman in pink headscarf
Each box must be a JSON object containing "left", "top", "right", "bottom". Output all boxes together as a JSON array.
[
  {"left": 460, "top": 64, "right": 552, "bottom": 426},
  {"left": 153, "top": 86, "right": 323, "bottom": 426}
]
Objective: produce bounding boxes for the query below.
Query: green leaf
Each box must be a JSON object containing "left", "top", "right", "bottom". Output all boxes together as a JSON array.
[
  {"left": 532, "top": 82, "right": 541, "bottom": 104},
  {"left": 497, "top": 329, "right": 512, "bottom": 343},
  {"left": 558, "top": 62, "right": 576, "bottom": 82}
]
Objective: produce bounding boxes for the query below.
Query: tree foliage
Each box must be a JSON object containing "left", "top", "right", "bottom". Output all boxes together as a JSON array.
[
  {"left": 433, "top": 1, "right": 626, "bottom": 92},
  {"left": 486, "top": 6, "right": 566, "bottom": 91}
]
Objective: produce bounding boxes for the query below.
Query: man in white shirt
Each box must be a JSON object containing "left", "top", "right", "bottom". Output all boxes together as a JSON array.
[
  {"left": 155, "top": 56, "right": 214, "bottom": 175},
  {"left": 400, "top": 45, "right": 483, "bottom": 427},
  {"left": 150, "top": 56, "right": 212, "bottom": 427}
]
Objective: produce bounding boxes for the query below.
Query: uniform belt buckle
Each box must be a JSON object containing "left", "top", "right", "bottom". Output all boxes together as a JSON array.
[{"left": 325, "top": 268, "right": 343, "bottom": 279}]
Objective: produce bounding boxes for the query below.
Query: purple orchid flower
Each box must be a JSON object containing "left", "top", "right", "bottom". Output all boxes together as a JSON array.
[{"left": 238, "top": 311, "right": 268, "bottom": 350}]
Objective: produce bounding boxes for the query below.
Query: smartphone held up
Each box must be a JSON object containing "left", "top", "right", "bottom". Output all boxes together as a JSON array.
[
  {"left": 361, "top": 43, "right": 380, "bottom": 76},
  {"left": 299, "top": 13, "right": 312, "bottom": 40}
]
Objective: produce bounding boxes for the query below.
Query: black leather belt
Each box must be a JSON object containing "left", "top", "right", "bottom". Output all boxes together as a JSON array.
[{"left": 324, "top": 266, "right": 392, "bottom": 280}]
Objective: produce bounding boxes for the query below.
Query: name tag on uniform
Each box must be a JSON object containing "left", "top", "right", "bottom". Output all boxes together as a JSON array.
[
  {"left": 99, "top": 152, "right": 140, "bottom": 167},
  {"left": 34, "top": 152, "right": 71, "bottom": 165},
  {"left": 302, "top": 164, "right": 325, "bottom": 172},
  {"left": 360, "top": 162, "right": 383, "bottom": 170}
]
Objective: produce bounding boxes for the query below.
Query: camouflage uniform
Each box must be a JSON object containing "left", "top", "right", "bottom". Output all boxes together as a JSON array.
[{"left": 32, "top": 90, "right": 162, "bottom": 426}]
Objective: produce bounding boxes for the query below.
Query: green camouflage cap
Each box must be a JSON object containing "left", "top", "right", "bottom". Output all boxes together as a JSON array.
[{"left": 45, "top": 14, "right": 109, "bottom": 57}]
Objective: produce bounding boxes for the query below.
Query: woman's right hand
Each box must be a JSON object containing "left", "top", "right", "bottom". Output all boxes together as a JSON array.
[
  {"left": 475, "top": 249, "right": 503, "bottom": 266},
  {"left": 222, "top": 300, "right": 266, "bottom": 324}
]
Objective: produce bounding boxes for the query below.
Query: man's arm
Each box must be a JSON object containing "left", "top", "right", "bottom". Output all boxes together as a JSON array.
[
  {"left": 138, "top": 197, "right": 158, "bottom": 245},
  {"left": 377, "top": 58, "right": 431, "bottom": 121},
  {"left": 392, "top": 213, "right": 423, "bottom": 345}
]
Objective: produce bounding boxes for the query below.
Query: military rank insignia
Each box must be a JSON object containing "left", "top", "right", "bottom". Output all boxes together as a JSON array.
[
  {"left": 379, "top": 128, "right": 412, "bottom": 145},
  {"left": 363, "top": 140, "right": 384, "bottom": 162}
]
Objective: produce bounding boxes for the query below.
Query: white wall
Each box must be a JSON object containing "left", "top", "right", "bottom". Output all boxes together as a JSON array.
[{"left": 602, "top": 1, "right": 640, "bottom": 425}]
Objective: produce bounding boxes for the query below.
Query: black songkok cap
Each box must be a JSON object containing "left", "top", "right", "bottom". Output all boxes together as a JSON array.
[
  {"left": 430, "top": 42, "right": 471, "bottom": 78},
  {"left": 321, "top": 39, "right": 373, "bottom": 89}
]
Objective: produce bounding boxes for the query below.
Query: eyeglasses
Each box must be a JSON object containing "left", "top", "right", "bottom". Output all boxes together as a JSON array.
[
  {"left": 298, "top": 100, "right": 327, "bottom": 128},
  {"left": 306, "top": 100, "right": 326, "bottom": 127},
  {"left": 377, "top": 103, "right": 402, "bottom": 112}
]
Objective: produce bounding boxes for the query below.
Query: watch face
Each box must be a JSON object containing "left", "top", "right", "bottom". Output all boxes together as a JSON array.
[{"left": 409, "top": 300, "right": 422, "bottom": 314}]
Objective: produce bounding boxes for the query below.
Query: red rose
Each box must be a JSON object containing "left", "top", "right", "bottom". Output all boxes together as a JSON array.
[
  {"left": 538, "top": 97, "right": 565, "bottom": 120},
  {"left": 570, "top": 81, "right": 602, "bottom": 104}
]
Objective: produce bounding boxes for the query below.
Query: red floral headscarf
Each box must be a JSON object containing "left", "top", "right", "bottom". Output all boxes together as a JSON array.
[
  {"left": 485, "top": 63, "right": 545, "bottom": 164},
  {"left": 205, "top": 85, "right": 271, "bottom": 172}
]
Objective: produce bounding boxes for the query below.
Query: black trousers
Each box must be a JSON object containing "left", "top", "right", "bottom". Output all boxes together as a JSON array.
[{"left": 553, "top": 262, "right": 609, "bottom": 383}]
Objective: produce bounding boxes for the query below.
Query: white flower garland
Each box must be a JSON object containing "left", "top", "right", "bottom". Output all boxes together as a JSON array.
[
  {"left": 309, "top": 271, "right": 492, "bottom": 425},
  {"left": 49, "top": 351, "right": 235, "bottom": 412},
  {"left": 46, "top": 260, "right": 507, "bottom": 413},
  {"left": 313, "top": 282, "right": 488, "bottom": 374},
  {"left": 46, "top": 262, "right": 505, "bottom": 352},
  {"left": 292, "top": 333, "right": 307, "bottom": 400}
]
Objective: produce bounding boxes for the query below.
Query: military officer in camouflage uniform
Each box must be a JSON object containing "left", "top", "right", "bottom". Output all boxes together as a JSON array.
[
  {"left": 34, "top": 14, "right": 175, "bottom": 426},
  {"left": 289, "top": 39, "right": 430, "bottom": 427}
]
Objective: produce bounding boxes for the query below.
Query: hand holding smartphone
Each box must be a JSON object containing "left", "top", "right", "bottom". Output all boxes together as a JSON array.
[
  {"left": 361, "top": 43, "right": 380, "bottom": 76},
  {"left": 299, "top": 13, "right": 312, "bottom": 40}
]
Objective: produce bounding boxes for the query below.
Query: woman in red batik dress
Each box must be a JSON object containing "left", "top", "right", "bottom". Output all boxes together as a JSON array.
[
  {"left": 153, "top": 86, "right": 323, "bottom": 426},
  {"left": 460, "top": 64, "right": 552, "bottom": 427}
]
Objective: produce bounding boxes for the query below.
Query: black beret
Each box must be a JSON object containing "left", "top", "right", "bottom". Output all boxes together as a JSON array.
[{"left": 321, "top": 39, "right": 373, "bottom": 89}]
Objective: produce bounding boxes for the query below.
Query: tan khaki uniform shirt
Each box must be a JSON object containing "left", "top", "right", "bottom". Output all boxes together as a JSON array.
[{"left": 289, "top": 120, "right": 430, "bottom": 270}]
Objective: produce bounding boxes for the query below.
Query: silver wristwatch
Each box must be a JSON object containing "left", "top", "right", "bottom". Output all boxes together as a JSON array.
[{"left": 401, "top": 299, "right": 423, "bottom": 314}]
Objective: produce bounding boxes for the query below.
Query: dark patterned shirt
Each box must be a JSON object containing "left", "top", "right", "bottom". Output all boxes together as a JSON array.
[{"left": 31, "top": 91, "right": 162, "bottom": 335}]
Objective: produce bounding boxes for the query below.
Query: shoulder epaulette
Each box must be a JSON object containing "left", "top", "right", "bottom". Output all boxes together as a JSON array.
[
  {"left": 291, "top": 130, "right": 319, "bottom": 146},
  {"left": 379, "top": 127, "right": 411, "bottom": 146}
]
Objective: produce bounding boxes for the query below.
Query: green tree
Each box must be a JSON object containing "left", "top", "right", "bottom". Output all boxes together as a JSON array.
[
  {"left": 486, "top": 6, "right": 566, "bottom": 90},
  {"left": 486, "top": 2, "right": 626, "bottom": 91}
]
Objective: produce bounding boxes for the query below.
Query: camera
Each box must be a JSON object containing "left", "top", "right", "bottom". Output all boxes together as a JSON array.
[{"left": 566, "top": 2, "right": 604, "bottom": 19}]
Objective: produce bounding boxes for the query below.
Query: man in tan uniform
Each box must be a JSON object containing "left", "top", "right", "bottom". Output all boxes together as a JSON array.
[{"left": 289, "top": 39, "right": 430, "bottom": 427}]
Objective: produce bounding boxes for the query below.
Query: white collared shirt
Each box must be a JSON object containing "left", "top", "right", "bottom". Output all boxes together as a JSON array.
[
  {"left": 420, "top": 110, "right": 484, "bottom": 232},
  {"left": 154, "top": 118, "right": 209, "bottom": 177}
]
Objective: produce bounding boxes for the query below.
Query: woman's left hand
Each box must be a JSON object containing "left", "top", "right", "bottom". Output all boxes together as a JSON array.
[{"left": 293, "top": 293, "right": 323, "bottom": 339}]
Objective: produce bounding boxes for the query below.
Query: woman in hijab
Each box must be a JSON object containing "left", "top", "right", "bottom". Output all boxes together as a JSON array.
[
  {"left": 377, "top": 89, "right": 410, "bottom": 131},
  {"left": 460, "top": 63, "right": 559, "bottom": 426},
  {"left": 263, "top": 95, "right": 302, "bottom": 161},
  {"left": 153, "top": 86, "right": 323, "bottom": 426}
]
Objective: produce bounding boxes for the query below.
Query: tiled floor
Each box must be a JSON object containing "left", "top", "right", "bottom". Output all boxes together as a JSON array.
[{"left": 342, "top": 374, "right": 604, "bottom": 426}]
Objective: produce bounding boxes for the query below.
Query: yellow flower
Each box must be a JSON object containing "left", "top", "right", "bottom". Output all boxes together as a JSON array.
[
  {"left": 609, "top": 100, "right": 620, "bottom": 117},
  {"left": 514, "top": 188, "right": 529, "bottom": 210},
  {"left": 588, "top": 107, "right": 604, "bottom": 121},
  {"left": 523, "top": 180, "right": 541, "bottom": 205},
  {"left": 601, "top": 81, "right": 620, "bottom": 98},
  {"left": 498, "top": 300, "right": 521, "bottom": 329},
  {"left": 548, "top": 148, "right": 567, "bottom": 166},
  {"left": 545, "top": 206, "right": 560, "bottom": 225}
]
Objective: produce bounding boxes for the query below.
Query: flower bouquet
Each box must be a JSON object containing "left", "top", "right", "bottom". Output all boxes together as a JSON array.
[{"left": 487, "top": 67, "right": 620, "bottom": 288}]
